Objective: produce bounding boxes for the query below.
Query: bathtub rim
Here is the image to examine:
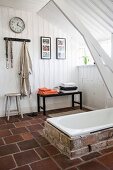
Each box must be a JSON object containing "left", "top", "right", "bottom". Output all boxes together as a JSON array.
[{"left": 47, "top": 107, "right": 113, "bottom": 137}]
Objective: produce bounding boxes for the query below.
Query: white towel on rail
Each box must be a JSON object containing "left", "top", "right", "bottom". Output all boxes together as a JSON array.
[{"left": 19, "top": 42, "right": 32, "bottom": 96}]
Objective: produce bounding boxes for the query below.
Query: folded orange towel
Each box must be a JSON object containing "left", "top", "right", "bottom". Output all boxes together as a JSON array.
[
  {"left": 39, "top": 91, "right": 58, "bottom": 95},
  {"left": 38, "top": 88, "right": 58, "bottom": 95},
  {"left": 38, "top": 88, "right": 51, "bottom": 92}
]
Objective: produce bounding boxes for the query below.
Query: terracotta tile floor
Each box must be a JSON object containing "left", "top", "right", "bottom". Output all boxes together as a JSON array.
[{"left": 0, "top": 109, "right": 113, "bottom": 170}]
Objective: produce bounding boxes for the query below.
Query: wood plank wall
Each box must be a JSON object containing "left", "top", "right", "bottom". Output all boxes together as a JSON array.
[{"left": 0, "top": 6, "right": 78, "bottom": 116}]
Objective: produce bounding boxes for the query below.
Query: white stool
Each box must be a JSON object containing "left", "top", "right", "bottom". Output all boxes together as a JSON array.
[{"left": 5, "top": 93, "right": 23, "bottom": 120}]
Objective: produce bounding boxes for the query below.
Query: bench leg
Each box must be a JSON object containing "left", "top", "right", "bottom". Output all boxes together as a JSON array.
[
  {"left": 80, "top": 92, "right": 82, "bottom": 109},
  {"left": 37, "top": 95, "right": 40, "bottom": 112},
  {"left": 72, "top": 94, "right": 74, "bottom": 107},
  {"left": 43, "top": 97, "right": 46, "bottom": 115}
]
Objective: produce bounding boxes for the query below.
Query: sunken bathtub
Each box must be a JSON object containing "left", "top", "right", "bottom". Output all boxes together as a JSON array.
[{"left": 44, "top": 107, "right": 113, "bottom": 159}]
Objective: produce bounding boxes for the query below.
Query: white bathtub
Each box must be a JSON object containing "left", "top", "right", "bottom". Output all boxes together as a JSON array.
[{"left": 47, "top": 107, "right": 113, "bottom": 137}]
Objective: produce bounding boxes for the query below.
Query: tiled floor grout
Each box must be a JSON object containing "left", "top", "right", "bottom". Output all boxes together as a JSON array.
[
  {"left": 97, "top": 148, "right": 113, "bottom": 157},
  {"left": 12, "top": 122, "right": 16, "bottom": 128},
  {"left": 50, "top": 156, "right": 62, "bottom": 170},
  {"left": 0, "top": 111, "right": 112, "bottom": 170},
  {"left": 11, "top": 154, "right": 18, "bottom": 169},
  {"left": 33, "top": 148, "right": 42, "bottom": 160},
  {"left": 1, "top": 137, "right": 6, "bottom": 145},
  {"left": 95, "top": 158, "right": 110, "bottom": 170},
  {"left": 11, "top": 163, "right": 32, "bottom": 170},
  {"left": 25, "top": 125, "right": 31, "bottom": 132},
  {"left": 15, "top": 143, "right": 21, "bottom": 152},
  {"left": 28, "top": 164, "right": 32, "bottom": 170},
  {"left": 9, "top": 129, "right": 14, "bottom": 135},
  {"left": 28, "top": 158, "right": 47, "bottom": 167}
]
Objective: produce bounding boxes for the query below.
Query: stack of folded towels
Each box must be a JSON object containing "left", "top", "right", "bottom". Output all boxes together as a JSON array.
[
  {"left": 38, "top": 88, "right": 58, "bottom": 95},
  {"left": 60, "top": 83, "right": 78, "bottom": 93}
]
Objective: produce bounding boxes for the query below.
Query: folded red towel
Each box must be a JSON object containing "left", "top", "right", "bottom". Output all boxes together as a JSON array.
[
  {"left": 39, "top": 91, "right": 58, "bottom": 95},
  {"left": 38, "top": 88, "right": 58, "bottom": 95}
]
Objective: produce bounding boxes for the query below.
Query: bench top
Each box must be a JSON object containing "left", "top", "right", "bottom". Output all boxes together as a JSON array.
[{"left": 37, "top": 91, "right": 82, "bottom": 97}]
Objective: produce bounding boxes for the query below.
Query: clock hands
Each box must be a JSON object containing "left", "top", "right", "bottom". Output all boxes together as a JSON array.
[{"left": 17, "top": 22, "right": 22, "bottom": 28}]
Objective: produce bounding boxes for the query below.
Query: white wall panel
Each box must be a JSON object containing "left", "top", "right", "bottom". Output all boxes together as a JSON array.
[
  {"left": 77, "top": 65, "right": 107, "bottom": 110},
  {"left": 0, "top": 6, "right": 78, "bottom": 116}
]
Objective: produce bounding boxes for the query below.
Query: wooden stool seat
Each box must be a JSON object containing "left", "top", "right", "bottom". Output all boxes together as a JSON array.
[
  {"left": 5, "top": 93, "right": 21, "bottom": 97},
  {"left": 5, "top": 93, "right": 23, "bottom": 120}
]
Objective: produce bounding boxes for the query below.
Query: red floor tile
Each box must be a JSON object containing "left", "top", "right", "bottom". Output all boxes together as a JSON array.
[
  {"left": 0, "top": 155, "right": 16, "bottom": 170},
  {"left": 53, "top": 154, "right": 82, "bottom": 169},
  {"left": 43, "top": 144, "right": 60, "bottom": 156},
  {"left": 30, "top": 158, "right": 60, "bottom": 170},
  {"left": 14, "top": 121, "right": 30, "bottom": 128},
  {"left": 0, "top": 123, "right": 15, "bottom": 130},
  {"left": 18, "top": 139, "right": 39, "bottom": 151},
  {"left": 98, "top": 152, "right": 113, "bottom": 169},
  {"left": 0, "top": 129, "right": 11, "bottom": 137},
  {"left": 29, "top": 118, "right": 44, "bottom": 125},
  {"left": 35, "top": 147, "right": 49, "bottom": 158},
  {"left": 77, "top": 160, "right": 108, "bottom": 170},
  {"left": 0, "top": 143, "right": 19, "bottom": 156},
  {"left": 21, "top": 132, "right": 33, "bottom": 140},
  {"left": 19, "top": 115, "right": 33, "bottom": 121},
  {"left": 5, "top": 116, "right": 20, "bottom": 123},
  {"left": 36, "top": 114, "right": 46, "bottom": 120},
  {"left": 81, "top": 152, "right": 101, "bottom": 161},
  {"left": 4, "top": 134, "right": 23, "bottom": 144},
  {"left": 11, "top": 127, "right": 28, "bottom": 135},
  {"left": 36, "top": 136, "right": 50, "bottom": 146},
  {"left": 31, "top": 131, "right": 42, "bottom": 138},
  {"left": 68, "top": 167, "right": 78, "bottom": 170},
  {"left": 14, "top": 149, "right": 40, "bottom": 166},
  {"left": 0, "top": 118, "right": 6, "bottom": 125},
  {"left": 13, "top": 165, "right": 31, "bottom": 170},
  {"left": 27, "top": 124, "right": 43, "bottom": 132}
]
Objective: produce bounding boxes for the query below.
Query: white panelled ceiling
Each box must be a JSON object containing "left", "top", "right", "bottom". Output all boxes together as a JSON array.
[
  {"left": 0, "top": 0, "right": 50, "bottom": 12},
  {"left": 38, "top": 1, "right": 79, "bottom": 37},
  {"left": 0, "top": 0, "right": 113, "bottom": 41}
]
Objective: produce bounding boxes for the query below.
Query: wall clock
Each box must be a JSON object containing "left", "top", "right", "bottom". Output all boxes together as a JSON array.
[{"left": 9, "top": 17, "right": 25, "bottom": 33}]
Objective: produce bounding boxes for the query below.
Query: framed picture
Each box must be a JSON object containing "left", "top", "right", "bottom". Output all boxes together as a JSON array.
[
  {"left": 56, "top": 38, "right": 66, "bottom": 59},
  {"left": 41, "top": 37, "right": 51, "bottom": 59}
]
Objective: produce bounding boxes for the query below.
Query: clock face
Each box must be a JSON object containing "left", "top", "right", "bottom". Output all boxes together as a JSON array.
[{"left": 9, "top": 17, "right": 25, "bottom": 33}]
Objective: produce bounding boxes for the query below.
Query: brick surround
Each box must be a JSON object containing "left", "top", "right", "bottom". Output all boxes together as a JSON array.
[{"left": 44, "top": 121, "right": 113, "bottom": 159}]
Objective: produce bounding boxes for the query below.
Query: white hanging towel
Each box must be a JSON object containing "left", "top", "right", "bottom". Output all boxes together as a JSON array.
[{"left": 19, "top": 42, "right": 32, "bottom": 96}]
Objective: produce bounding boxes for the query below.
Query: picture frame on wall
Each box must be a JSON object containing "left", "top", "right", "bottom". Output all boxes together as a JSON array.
[
  {"left": 56, "top": 38, "right": 66, "bottom": 59},
  {"left": 41, "top": 36, "right": 51, "bottom": 59}
]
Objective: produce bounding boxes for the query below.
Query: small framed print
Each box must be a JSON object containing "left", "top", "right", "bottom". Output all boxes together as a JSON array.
[
  {"left": 56, "top": 38, "right": 66, "bottom": 59},
  {"left": 41, "top": 37, "right": 51, "bottom": 59}
]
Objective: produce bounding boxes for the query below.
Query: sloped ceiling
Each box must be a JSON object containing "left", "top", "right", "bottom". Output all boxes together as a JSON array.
[
  {"left": 38, "top": 1, "right": 79, "bottom": 37},
  {"left": 39, "top": 0, "right": 111, "bottom": 41},
  {"left": 0, "top": 0, "right": 112, "bottom": 41},
  {"left": 0, "top": 0, "right": 50, "bottom": 12}
]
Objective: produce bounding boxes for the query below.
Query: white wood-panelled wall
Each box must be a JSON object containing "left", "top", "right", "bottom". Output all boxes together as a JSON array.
[
  {"left": 0, "top": 6, "right": 79, "bottom": 116},
  {"left": 77, "top": 65, "right": 111, "bottom": 110}
]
